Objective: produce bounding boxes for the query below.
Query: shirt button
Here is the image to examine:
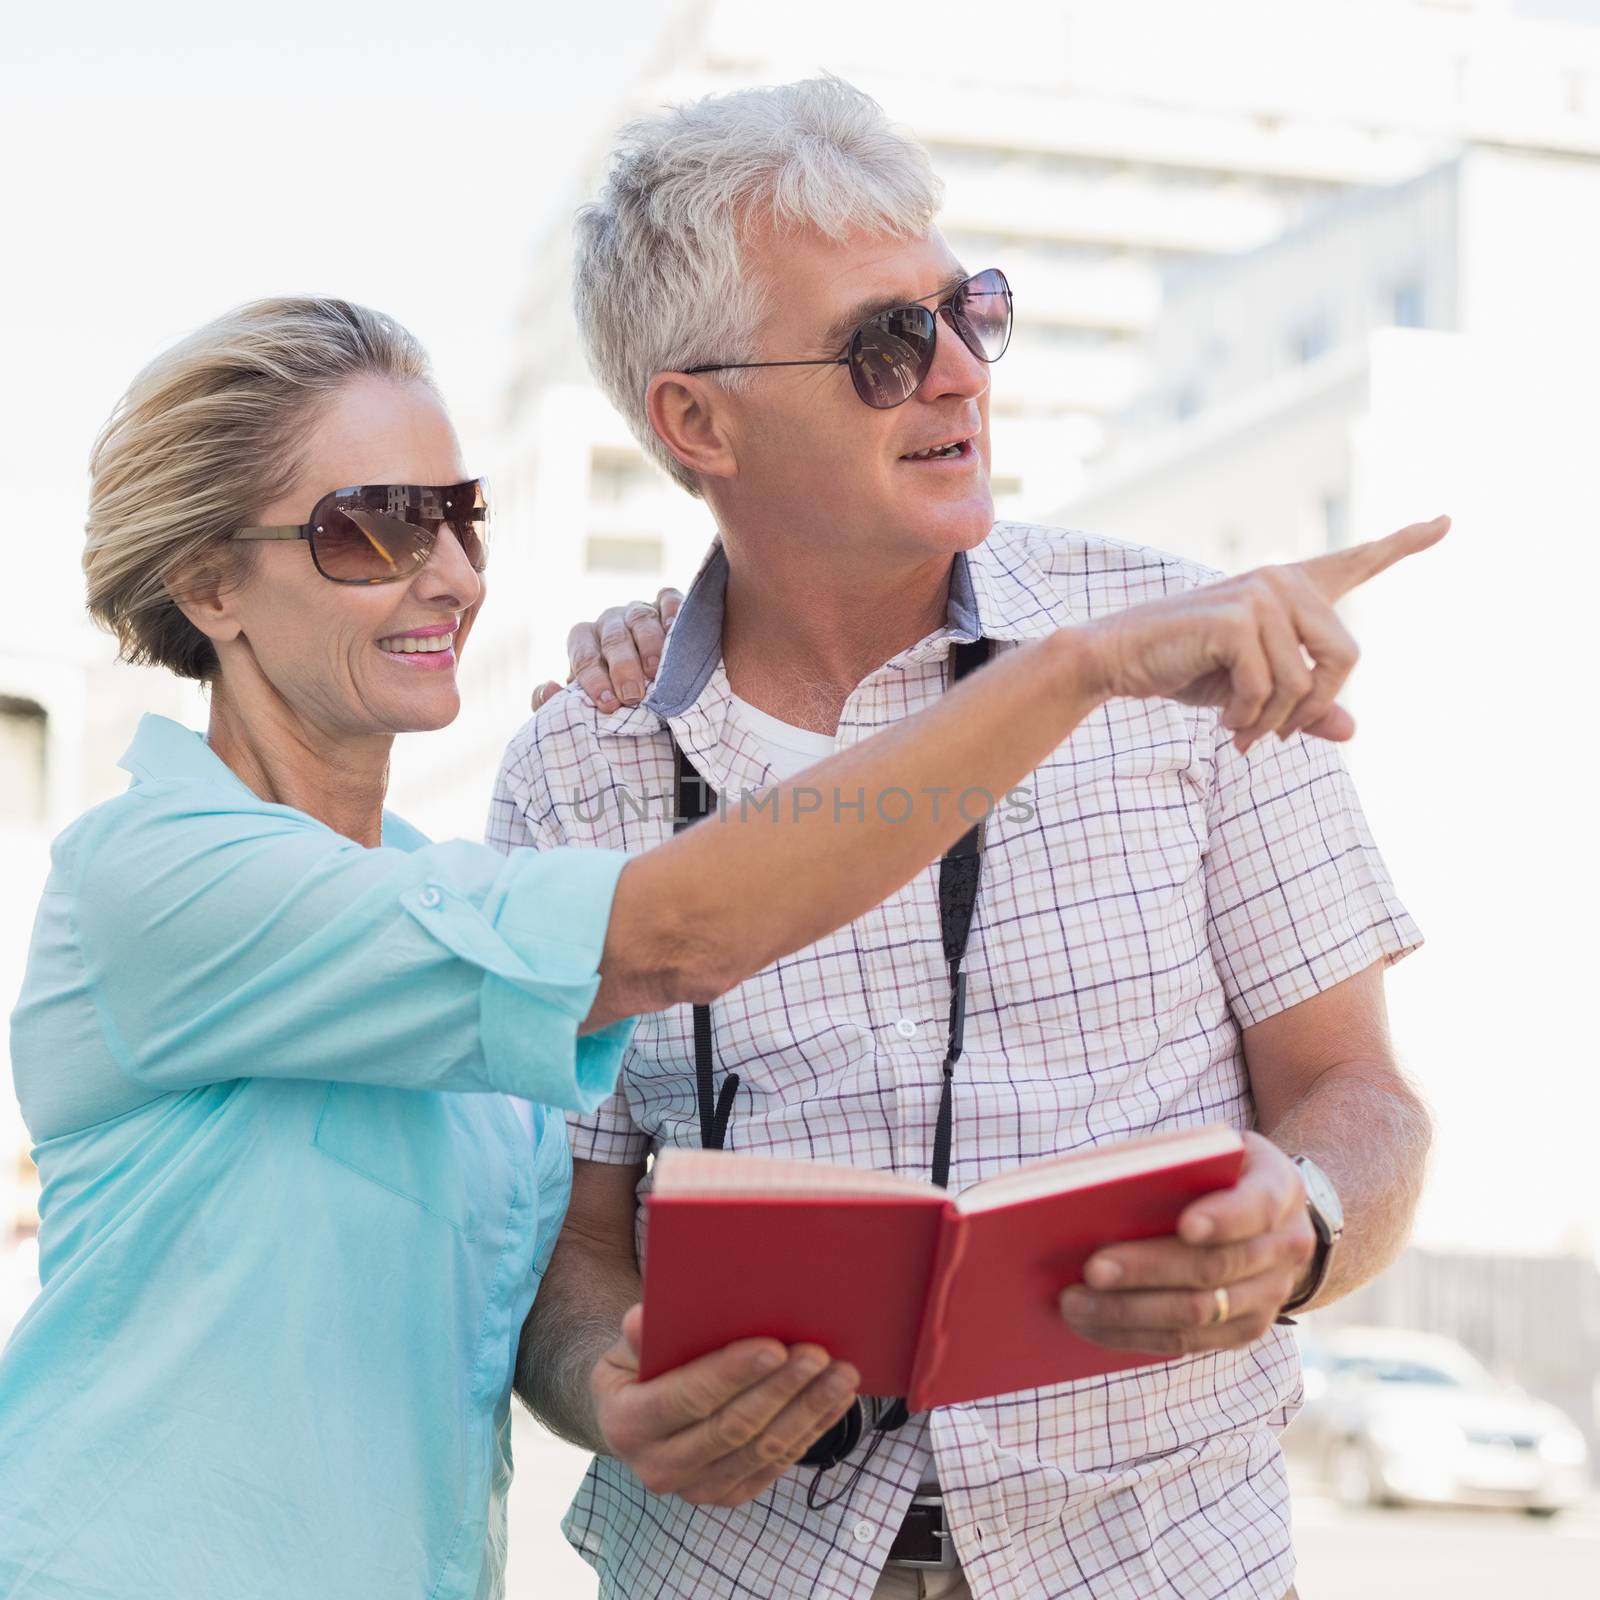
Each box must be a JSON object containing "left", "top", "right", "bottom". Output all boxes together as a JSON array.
[
  {"left": 852, "top": 1519, "right": 876, "bottom": 1545},
  {"left": 894, "top": 1017, "right": 918, "bottom": 1039},
  {"left": 418, "top": 886, "right": 443, "bottom": 909}
]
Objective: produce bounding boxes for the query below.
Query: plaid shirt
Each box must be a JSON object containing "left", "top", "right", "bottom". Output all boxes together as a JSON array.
[{"left": 487, "top": 522, "right": 1420, "bottom": 1600}]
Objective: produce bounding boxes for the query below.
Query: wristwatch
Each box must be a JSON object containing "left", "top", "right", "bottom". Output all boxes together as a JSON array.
[{"left": 1275, "top": 1154, "right": 1344, "bottom": 1324}]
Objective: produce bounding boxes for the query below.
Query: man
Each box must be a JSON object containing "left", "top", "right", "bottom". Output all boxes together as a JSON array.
[{"left": 490, "top": 77, "right": 1433, "bottom": 1599}]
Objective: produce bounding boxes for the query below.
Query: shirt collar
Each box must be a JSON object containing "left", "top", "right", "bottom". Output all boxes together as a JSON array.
[
  {"left": 115, "top": 713, "right": 426, "bottom": 848},
  {"left": 645, "top": 541, "right": 729, "bottom": 719},
  {"left": 118, "top": 713, "right": 259, "bottom": 798},
  {"left": 644, "top": 523, "right": 1072, "bottom": 722}
]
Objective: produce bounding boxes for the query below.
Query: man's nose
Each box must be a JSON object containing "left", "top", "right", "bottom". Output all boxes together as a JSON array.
[{"left": 921, "top": 307, "right": 990, "bottom": 403}]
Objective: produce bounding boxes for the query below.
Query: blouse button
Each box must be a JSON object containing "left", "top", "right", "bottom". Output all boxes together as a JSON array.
[
  {"left": 418, "top": 886, "right": 443, "bottom": 910},
  {"left": 894, "top": 1017, "right": 919, "bottom": 1039}
]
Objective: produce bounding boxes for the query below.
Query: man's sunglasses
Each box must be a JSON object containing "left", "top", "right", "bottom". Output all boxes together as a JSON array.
[
  {"left": 686, "top": 267, "right": 1012, "bottom": 410},
  {"left": 232, "top": 479, "right": 489, "bottom": 585}
]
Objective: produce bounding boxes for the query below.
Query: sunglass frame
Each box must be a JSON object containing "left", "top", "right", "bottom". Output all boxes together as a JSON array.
[
  {"left": 231, "top": 479, "right": 490, "bottom": 585},
  {"left": 685, "top": 268, "right": 1012, "bottom": 410}
]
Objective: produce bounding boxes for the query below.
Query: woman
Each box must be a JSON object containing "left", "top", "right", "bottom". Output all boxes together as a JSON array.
[{"left": 0, "top": 297, "right": 1434, "bottom": 1598}]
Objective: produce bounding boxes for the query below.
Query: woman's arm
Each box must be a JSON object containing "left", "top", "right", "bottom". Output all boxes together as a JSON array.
[
  {"left": 588, "top": 626, "right": 1101, "bottom": 1026},
  {"left": 587, "top": 519, "right": 1448, "bottom": 1027},
  {"left": 70, "top": 522, "right": 1441, "bottom": 1104},
  {"left": 72, "top": 817, "right": 634, "bottom": 1110}
]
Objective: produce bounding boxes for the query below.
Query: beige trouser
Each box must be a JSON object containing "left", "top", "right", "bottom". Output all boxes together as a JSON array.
[{"left": 872, "top": 1570, "right": 1299, "bottom": 1599}]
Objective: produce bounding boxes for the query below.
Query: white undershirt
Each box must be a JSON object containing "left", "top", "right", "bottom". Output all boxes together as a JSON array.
[{"left": 726, "top": 693, "right": 837, "bottom": 780}]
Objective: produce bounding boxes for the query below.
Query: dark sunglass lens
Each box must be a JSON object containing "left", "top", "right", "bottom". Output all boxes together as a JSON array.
[
  {"left": 951, "top": 269, "right": 1013, "bottom": 363},
  {"left": 312, "top": 497, "right": 431, "bottom": 583},
  {"left": 850, "top": 306, "right": 936, "bottom": 408},
  {"left": 444, "top": 482, "right": 489, "bottom": 573},
  {"left": 451, "top": 520, "right": 487, "bottom": 573}
]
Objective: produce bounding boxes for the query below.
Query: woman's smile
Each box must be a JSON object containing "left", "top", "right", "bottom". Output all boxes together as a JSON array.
[{"left": 375, "top": 619, "right": 458, "bottom": 671}]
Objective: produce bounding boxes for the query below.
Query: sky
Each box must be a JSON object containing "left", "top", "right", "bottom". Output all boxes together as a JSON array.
[{"left": 0, "top": 0, "right": 676, "bottom": 653}]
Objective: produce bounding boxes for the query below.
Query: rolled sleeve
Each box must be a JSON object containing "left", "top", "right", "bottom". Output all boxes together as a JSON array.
[
  {"left": 473, "top": 846, "right": 637, "bottom": 1111},
  {"left": 1204, "top": 725, "right": 1421, "bottom": 1029},
  {"left": 567, "top": 1083, "right": 652, "bottom": 1165},
  {"left": 487, "top": 717, "right": 652, "bottom": 1155},
  {"left": 75, "top": 797, "right": 638, "bottom": 1107}
]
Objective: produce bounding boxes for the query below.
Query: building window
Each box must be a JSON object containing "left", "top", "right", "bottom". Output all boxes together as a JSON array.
[
  {"left": 589, "top": 448, "right": 664, "bottom": 506},
  {"left": 1322, "top": 491, "right": 1350, "bottom": 553},
  {"left": 1289, "top": 313, "right": 1332, "bottom": 366},
  {"left": 1391, "top": 278, "right": 1427, "bottom": 329},
  {"left": 0, "top": 697, "right": 48, "bottom": 823},
  {"left": 585, "top": 535, "right": 665, "bottom": 575}
]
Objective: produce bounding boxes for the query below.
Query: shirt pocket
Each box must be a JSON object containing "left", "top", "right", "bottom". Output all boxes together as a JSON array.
[
  {"left": 311, "top": 1081, "right": 485, "bottom": 1236},
  {"left": 982, "top": 701, "right": 1211, "bottom": 1036}
]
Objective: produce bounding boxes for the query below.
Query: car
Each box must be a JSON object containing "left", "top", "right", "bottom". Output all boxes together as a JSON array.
[{"left": 1286, "top": 1326, "right": 1591, "bottom": 1517}]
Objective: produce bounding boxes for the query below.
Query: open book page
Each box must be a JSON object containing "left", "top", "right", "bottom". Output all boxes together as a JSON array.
[
  {"left": 651, "top": 1148, "right": 937, "bottom": 1201},
  {"left": 953, "top": 1125, "right": 1243, "bottom": 1214}
]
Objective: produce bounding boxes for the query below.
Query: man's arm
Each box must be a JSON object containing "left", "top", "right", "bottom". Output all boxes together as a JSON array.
[
  {"left": 1058, "top": 963, "right": 1430, "bottom": 1353},
  {"left": 515, "top": 1158, "right": 647, "bottom": 1452},
  {"left": 1243, "top": 960, "right": 1431, "bottom": 1309},
  {"left": 516, "top": 1157, "right": 862, "bottom": 1506},
  {"left": 528, "top": 587, "right": 684, "bottom": 713}
]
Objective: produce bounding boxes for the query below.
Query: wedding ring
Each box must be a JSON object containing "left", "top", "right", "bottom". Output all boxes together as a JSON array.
[{"left": 1211, "top": 1286, "right": 1231, "bottom": 1325}]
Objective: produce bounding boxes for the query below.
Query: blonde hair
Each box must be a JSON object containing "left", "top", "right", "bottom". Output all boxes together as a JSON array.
[
  {"left": 574, "top": 75, "right": 941, "bottom": 495},
  {"left": 84, "top": 296, "right": 435, "bottom": 681}
]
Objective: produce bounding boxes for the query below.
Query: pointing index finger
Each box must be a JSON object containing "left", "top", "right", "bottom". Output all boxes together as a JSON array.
[{"left": 1302, "top": 515, "right": 1450, "bottom": 603}]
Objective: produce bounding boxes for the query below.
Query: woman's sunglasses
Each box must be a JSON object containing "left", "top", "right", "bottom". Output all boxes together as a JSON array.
[
  {"left": 686, "top": 267, "right": 1012, "bottom": 410},
  {"left": 232, "top": 479, "right": 489, "bottom": 585}
]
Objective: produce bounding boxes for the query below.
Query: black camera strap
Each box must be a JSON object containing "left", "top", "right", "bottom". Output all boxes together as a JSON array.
[
  {"left": 668, "top": 637, "right": 994, "bottom": 1501},
  {"left": 671, "top": 636, "right": 992, "bottom": 1172},
  {"left": 672, "top": 752, "right": 740, "bottom": 1150}
]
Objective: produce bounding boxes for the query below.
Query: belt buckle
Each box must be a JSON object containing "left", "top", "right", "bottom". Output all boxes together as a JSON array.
[{"left": 885, "top": 1494, "right": 955, "bottom": 1571}]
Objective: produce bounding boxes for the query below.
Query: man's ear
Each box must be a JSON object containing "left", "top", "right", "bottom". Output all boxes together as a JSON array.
[
  {"left": 164, "top": 558, "right": 244, "bottom": 648},
  {"left": 646, "top": 372, "right": 738, "bottom": 485}
]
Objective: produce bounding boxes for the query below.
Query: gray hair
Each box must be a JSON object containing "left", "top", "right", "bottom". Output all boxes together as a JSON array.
[
  {"left": 573, "top": 74, "right": 942, "bottom": 495},
  {"left": 84, "top": 297, "right": 435, "bottom": 681}
]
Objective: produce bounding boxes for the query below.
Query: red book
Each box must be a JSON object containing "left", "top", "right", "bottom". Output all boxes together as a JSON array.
[{"left": 639, "top": 1126, "right": 1245, "bottom": 1410}]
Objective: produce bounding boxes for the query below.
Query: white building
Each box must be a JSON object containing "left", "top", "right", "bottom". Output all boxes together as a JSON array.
[
  {"left": 438, "top": 0, "right": 1600, "bottom": 836},
  {"left": 503, "top": 0, "right": 1600, "bottom": 551},
  {"left": 1059, "top": 141, "right": 1600, "bottom": 1260}
]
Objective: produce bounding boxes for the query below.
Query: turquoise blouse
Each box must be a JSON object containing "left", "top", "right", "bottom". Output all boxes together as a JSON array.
[{"left": 0, "top": 714, "right": 636, "bottom": 1599}]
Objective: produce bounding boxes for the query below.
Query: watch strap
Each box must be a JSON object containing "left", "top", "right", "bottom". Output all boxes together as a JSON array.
[
  {"left": 1275, "top": 1228, "right": 1331, "bottom": 1323},
  {"left": 1276, "top": 1155, "right": 1338, "bottom": 1322}
]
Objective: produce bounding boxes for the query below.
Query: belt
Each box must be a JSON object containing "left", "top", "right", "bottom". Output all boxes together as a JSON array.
[{"left": 885, "top": 1493, "right": 956, "bottom": 1570}]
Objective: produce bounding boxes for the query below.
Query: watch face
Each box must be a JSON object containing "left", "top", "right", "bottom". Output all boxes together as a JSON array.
[{"left": 1296, "top": 1157, "right": 1344, "bottom": 1236}]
